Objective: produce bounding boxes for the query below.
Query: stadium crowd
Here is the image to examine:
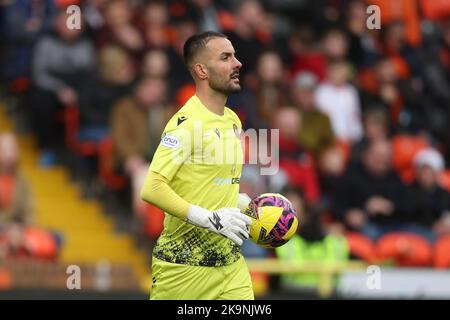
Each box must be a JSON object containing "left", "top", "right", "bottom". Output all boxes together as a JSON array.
[{"left": 1, "top": 0, "right": 450, "bottom": 286}]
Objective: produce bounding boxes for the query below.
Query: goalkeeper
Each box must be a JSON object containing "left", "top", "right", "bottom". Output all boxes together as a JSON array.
[{"left": 140, "top": 31, "right": 254, "bottom": 300}]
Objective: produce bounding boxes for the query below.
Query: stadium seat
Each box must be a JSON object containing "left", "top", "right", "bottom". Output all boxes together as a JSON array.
[
  {"left": 142, "top": 203, "right": 165, "bottom": 239},
  {"left": 420, "top": 0, "right": 450, "bottom": 21},
  {"left": 23, "top": 227, "right": 59, "bottom": 261},
  {"left": 433, "top": 235, "right": 450, "bottom": 269},
  {"left": 59, "top": 104, "right": 99, "bottom": 157},
  {"left": 7, "top": 77, "right": 30, "bottom": 95},
  {"left": 249, "top": 271, "right": 269, "bottom": 297},
  {"left": 346, "top": 232, "right": 377, "bottom": 263},
  {"left": 174, "top": 83, "right": 195, "bottom": 109},
  {"left": 392, "top": 135, "right": 429, "bottom": 183},
  {"left": 98, "top": 137, "right": 127, "bottom": 191},
  {"left": 438, "top": 170, "right": 450, "bottom": 193},
  {"left": 371, "top": 0, "right": 422, "bottom": 47},
  {"left": 376, "top": 232, "right": 433, "bottom": 267}
]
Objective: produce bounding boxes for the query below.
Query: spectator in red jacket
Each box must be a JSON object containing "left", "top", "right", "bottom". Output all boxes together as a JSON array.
[{"left": 272, "top": 107, "right": 320, "bottom": 204}]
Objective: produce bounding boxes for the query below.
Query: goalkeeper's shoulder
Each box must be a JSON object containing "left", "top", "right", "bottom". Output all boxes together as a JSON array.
[
  {"left": 161, "top": 106, "right": 196, "bottom": 139},
  {"left": 224, "top": 107, "right": 243, "bottom": 129}
]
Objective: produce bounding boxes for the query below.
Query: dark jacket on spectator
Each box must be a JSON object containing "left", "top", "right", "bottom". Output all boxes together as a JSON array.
[
  {"left": 79, "top": 74, "right": 132, "bottom": 127},
  {"left": 405, "top": 181, "right": 450, "bottom": 227},
  {"left": 332, "top": 163, "right": 409, "bottom": 225}
]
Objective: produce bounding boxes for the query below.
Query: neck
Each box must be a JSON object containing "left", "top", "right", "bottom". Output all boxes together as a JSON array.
[{"left": 196, "top": 87, "right": 227, "bottom": 116}]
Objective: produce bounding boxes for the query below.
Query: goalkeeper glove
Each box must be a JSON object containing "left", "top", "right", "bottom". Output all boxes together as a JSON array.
[
  {"left": 237, "top": 193, "right": 252, "bottom": 212},
  {"left": 187, "top": 204, "right": 252, "bottom": 246}
]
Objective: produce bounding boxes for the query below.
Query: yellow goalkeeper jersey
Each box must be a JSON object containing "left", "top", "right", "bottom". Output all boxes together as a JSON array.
[{"left": 149, "top": 95, "right": 244, "bottom": 267}]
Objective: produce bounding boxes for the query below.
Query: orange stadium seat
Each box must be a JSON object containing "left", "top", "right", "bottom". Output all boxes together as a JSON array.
[
  {"left": 346, "top": 232, "right": 377, "bottom": 263},
  {"left": 142, "top": 204, "right": 165, "bottom": 239},
  {"left": 438, "top": 170, "right": 450, "bottom": 193},
  {"left": 420, "top": 0, "right": 450, "bottom": 21},
  {"left": 369, "top": 0, "right": 422, "bottom": 47},
  {"left": 392, "top": 135, "right": 429, "bottom": 183},
  {"left": 56, "top": 104, "right": 98, "bottom": 157},
  {"left": 23, "top": 227, "right": 59, "bottom": 261},
  {"left": 98, "top": 137, "right": 127, "bottom": 191},
  {"left": 433, "top": 235, "right": 450, "bottom": 269},
  {"left": 376, "top": 232, "right": 433, "bottom": 267},
  {"left": 174, "top": 83, "right": 196, "bottom": 109}
]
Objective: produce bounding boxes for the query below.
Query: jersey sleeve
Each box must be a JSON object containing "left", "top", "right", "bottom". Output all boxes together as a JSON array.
[{"left": 149, "top": 114, "right": 193, "bottom": 181}]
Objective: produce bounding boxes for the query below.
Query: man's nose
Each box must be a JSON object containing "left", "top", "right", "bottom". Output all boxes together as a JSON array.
[{"left": 233, "top": 57, "right": 242, "bottom": 69}]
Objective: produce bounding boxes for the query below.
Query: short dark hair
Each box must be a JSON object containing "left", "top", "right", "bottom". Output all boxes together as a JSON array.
[{"left": 183, "top": 31, "right": 227, "bottom": 68}]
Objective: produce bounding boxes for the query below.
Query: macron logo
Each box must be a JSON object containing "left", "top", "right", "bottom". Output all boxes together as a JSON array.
[{"left": 177, "top": 116, "right": 187, "bottom": 126}]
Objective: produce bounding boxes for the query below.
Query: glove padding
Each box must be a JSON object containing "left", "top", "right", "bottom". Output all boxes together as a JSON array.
[
  {"left": 237, "top": 193, "right": 252, "bottom": 212},
  {"left": 187, "top": 205, "right": 252, "bottom": 246}
]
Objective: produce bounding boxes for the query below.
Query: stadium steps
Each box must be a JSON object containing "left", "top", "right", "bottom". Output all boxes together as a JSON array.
[{"left": 0, "top": 103, "right": 151, "bottom": 292}]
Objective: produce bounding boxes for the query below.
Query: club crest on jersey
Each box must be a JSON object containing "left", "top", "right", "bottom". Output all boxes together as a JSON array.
[{"left": 161, "top": 133, "right": 180, "bottom": 148}]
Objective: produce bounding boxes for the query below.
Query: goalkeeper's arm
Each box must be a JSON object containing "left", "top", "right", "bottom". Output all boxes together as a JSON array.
[{"left": 140, "top": 170, "right": 252, "bottom": 245}]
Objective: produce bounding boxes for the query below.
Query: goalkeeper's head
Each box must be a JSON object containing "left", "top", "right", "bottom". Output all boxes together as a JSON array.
[{"left": 183, "top": 31, "right": 242, "bottom": 95}]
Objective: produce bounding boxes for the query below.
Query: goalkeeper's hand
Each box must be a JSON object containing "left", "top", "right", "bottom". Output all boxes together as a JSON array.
[
  {"left": 187, "top": 205, "right": 252, "bottom": 246},
  {"left": 237, "top": 193, "right": 252, "bottom": 212}
]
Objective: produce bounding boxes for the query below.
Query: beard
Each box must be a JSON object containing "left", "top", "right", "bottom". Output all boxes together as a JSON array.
[{"left": 208, "top": 69, "right": 241, "bottom": 95}]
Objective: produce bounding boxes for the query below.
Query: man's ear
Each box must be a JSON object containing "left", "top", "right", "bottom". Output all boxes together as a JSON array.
[{"left": 193, "top": 63, "right": 208, "bottom": 80}]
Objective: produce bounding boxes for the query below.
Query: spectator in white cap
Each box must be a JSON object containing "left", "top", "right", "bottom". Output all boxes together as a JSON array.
[{"left": 403, "top": 148, "right": 450, "bottom": 242}]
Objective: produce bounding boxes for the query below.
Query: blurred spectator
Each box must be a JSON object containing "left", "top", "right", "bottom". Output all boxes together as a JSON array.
[
  {"left": 30, "top": 9, "right": 95, "bottom": 165},
  {"left": 317, "top": 145, "right": 348, "bottom": 209},
  {"left": 141, "top": 49, "right": 170, "bottom": 78},
  {"left": 350, "top": 107, "right": 390, "bottom": 165},
  {"left": 381, "top": 20, "right": 422, "bottom": 78},
  {"left": 321, "top": 28, "right": 349, "bottom": 63},
  {"left": 0, "top": 0, "right": 55, "bottom": 81},
  {"left": 225, "top": 0, "right": 272, "bottom": 80},
  {"left": 406, "top": 148, "right": 450, "bottom": 241},
  {"left": 82, "top": 0, "right": 108, "bottom": 36},
  {"left": 332, "top": 139, "right": 409, "bottom": 241},
  {"left": 79, "top": 45, "right": 135, "bottom": 142},
  {"left": 315, "top": 60, "right": 363, "bottom": 143},
  {"left": 186, "top": 0, "right": 222, "bottom": 33},
  {"left": 249, "top": 51, "right": 290, "bottom": 128},
  {"left": 422, "top": 21, "right": 450, "bottom": 153},
  {"left": 273, "top": 107, "right": 320, "bottom": 204},
  {"left": 95, "top": 0, "right": 144, "bottom": 54},
  {"left": 167, "top": 17, "right": 197, "bottom": 98},
  {"left": 239, "top": 165, "right": 268, "bottom": 199},
  {"left": 140, "top": 0, "right": 171, "bottom": 50},
  {"left": 111, "top": 76, "right": 172, "bottom": 214},
  {"left": 0, "top": 133, "right": 38, "bottom": 260},
  {"left": 358, "top": 55, "right": 427, "bottom": 133},
  {"left": 288, "top": 24, "right": 326, "bottom": 81},
  {"left": 276, "top": 187, "right": 348, "bottom": 290},
  {"left": 0, "top": 133, "right": 33, "bottom": 227},
  {"left": 344, "top": 0, "right": 378, "bottom": 68},
  {"left": 292, "top": 71, "right": 335, "bottom": 159}
]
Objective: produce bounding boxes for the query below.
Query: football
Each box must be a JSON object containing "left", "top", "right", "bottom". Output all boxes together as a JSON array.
[{"left": 243, "top": 193, "right": 299, "bottom": 248}]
